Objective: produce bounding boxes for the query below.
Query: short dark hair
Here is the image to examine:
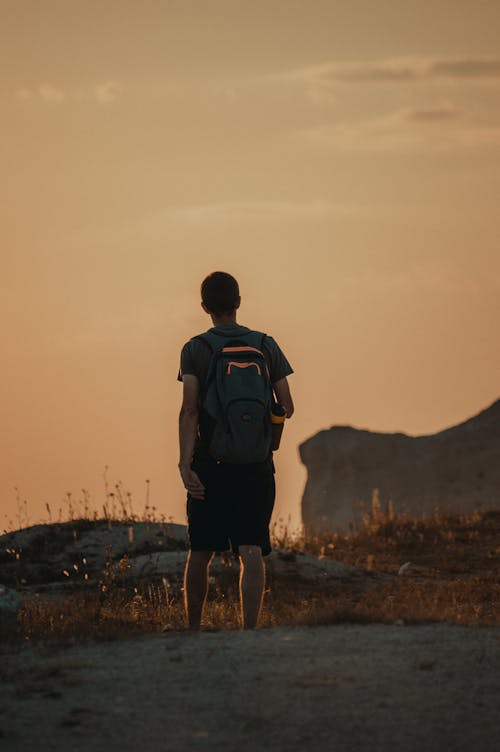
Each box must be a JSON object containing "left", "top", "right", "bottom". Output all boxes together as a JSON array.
[{"left": 201, "top": 271, "right": 240, "bottom": 315}]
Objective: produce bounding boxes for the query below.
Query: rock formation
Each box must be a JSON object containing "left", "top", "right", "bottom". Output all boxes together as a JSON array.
[
  {"left": 0, "top": 519, "right": 371, "bottom": 600},
  {"left": 0, "top": 519, "right": 188, "bottom": 587},
  {"left": 299, "top": 398, "right": 500, "bottom": 534}
]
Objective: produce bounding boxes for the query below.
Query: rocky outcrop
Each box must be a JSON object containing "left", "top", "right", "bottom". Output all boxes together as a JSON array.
[
  {"left": 0, "top": 584, "right": 23, "bottom": 613},
  {"left": 128, "top": 548, "right": 364, "bottom": 583},
  {"left": 299, "top": 398, "right": 500, "bottom": 534},
  {"left": 0, "top": 520, "right": 372, "bottom": 596},
  {"left": 0, "top": 519, "right": 188, "bottom": 587},
  {"left": 0, "top": 584, "right": 24, "bottom": 637}
]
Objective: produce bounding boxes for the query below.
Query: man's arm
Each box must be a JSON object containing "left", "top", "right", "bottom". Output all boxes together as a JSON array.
[
  {"left": 178, "top": 374, "right": 205, "bottom": 499},
  {"left": 273, "top": 376, "right": 294, "bottom": 418},
  {"left": 179, "top": 374, "right": 200, "bottom": 467}
]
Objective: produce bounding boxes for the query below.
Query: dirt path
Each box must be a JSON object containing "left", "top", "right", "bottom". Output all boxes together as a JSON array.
[{"left": 1, "top": 624, "right": 499, "bottom": 751}]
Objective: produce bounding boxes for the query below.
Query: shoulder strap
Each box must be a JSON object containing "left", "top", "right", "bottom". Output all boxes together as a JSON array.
[
  {"left": 247, "top": 330, "right": 267, "bottom": 351},
  {"left": 195, "top": 329, "right": 267, "bottom": 353},
  {"left": 193, "top": 331, "right": 230, "bottom": 354}
]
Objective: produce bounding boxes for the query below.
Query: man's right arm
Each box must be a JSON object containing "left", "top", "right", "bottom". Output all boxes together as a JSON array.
[
  {"left": 178, "top": 373, "right": 205, "bottom": 499},
  {"left": 273, "top": 376, "right": 294, "bottom": 418}
]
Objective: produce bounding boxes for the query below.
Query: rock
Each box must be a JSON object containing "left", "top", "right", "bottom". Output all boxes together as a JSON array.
[
  {"left": 398, "top": 562, "right": 412, "bottom": 576},
  {"left": 128, "top": 551, "right": 188, "bottom": 580},
  {"left": 67, "top": 520, "right": 187, "bottom": 566},
  {"left": 299, "top": 398, "right": 500, "bottom": 534},
  {"left": 0, "top": 520, "right": 188, "bottom": 587},
  {"left": 265, "top": 550, "right": 361, "bottom": 581},
  {"left": 0, "top": 584, "right": 23, "bottom": 613},
  {"left": 110, "top": 549, "right": 372, "bottom": 584},
  {"left": 127, "top": 548, "right": 367, "bottom": 585},
  {"left": 0, "top": 584, "right": 24, "bottom": 638},
  {"left": 1, "top": 522, "right": 373, "bottom": 591}
]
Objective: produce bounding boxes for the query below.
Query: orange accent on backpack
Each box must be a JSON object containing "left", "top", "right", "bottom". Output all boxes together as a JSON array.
[
  {"left": 226, "top": 361, "right": 262, "bottom": 375},
  {"left": 222, "top": 346, "right": 264, "bottom": 356}
]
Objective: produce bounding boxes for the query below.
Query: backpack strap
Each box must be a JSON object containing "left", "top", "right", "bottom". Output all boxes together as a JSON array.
[
  {"left": 195, "top": 329, "right": 267, "bottom": 354},
  {"left": 244, "top": 331, "right": 267, "bottom": 352},
  {"left": 193, "top": 331, "right": 231, "bottom": 354}
]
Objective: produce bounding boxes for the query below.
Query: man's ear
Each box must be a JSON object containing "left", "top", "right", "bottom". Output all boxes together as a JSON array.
[
  {"left": 235, "top": 296, "right": 241, "bottom": 310},
  {"left": 201, "top": 301, "right": 210, "bottom": 314}
]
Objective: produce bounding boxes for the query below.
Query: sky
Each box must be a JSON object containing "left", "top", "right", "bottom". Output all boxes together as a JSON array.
[{"left": 1, "top": 0, "right": 499, "bottom": 532}]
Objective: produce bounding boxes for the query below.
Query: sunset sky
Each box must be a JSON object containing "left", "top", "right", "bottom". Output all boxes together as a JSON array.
[{"left": 2, "top": 0, "right": 499, "bottom": 531}]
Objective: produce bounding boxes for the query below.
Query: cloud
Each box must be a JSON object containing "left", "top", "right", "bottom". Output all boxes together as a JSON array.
[
  {"left": 94, "top": 80, "right": 122, "bottom": 103},
  {"left": 77, "top": 199, "right": 368, "bottom": 251},
  {"left": 116, "top": 200, "right": 365, "bottom": 243},
  {"left": 13, "top": 81, "right": 122, "bottom": 104},
  {"left": 429, "top": 59, "right": 500, "bottom": 78},
  {"left": 158, "top": 199, "right": 359, "bottom": 223},
  {"left": 14, "top": 88, "right": 34, "bottom": 100},
  {"left": 38, "top": 83, "right": 65, "bottom": 103},
  {"left": 295, "top": 104, "right": 500, "bottom": 154},
  {"left": 404, "top": 103, "right": 459, "bottom": 122},
  {"left": 312, "top": 60, "right": 421, "bottom": 84},
  {"left": 286, "top": 56, "right": 500, "bottom": 89}
]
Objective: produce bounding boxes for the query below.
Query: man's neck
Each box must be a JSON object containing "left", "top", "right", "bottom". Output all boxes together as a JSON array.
[{"left": 210, "top": 314, "right": 238, "bottom": 327}]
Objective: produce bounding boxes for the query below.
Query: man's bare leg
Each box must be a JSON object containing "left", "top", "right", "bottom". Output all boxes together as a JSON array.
[
  {"left": 238, "top": 544, "right": 265, "bottom": 630},
  {"left": 184, "top": 550, "right": 214, "bottom": 630}
]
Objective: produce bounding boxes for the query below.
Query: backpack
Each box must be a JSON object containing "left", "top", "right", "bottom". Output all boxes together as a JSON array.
[{"left": 194, "top": 329, "right": 273, "bottom": 464}]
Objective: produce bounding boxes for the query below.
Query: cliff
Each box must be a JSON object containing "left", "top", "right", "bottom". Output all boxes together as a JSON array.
[{"left": 299, "top": 399, "right": 500, "bottom": 533}]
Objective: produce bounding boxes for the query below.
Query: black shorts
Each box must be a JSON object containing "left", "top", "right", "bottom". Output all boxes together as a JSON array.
[{"left": 186, "top": 451, "right": 276, "bottom": 557}]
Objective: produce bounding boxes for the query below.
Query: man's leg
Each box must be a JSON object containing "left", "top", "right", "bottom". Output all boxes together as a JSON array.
[
  {"left": 238, "top": 544, "right": 265, "bottom": 630},
  {"left": 184, "top": 549, "right": 214, "bottom": 630}
]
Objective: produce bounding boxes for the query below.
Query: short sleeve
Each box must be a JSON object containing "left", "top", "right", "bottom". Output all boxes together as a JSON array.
[
  {"left": 177, "top": 341, "right": 196, "bottom": 382},
  {"left": 263, "top": 335, "right": 294, "bottom": 384}
]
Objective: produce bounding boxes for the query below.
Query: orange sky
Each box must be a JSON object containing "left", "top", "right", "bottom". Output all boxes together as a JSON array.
[{"left": 2, "top": 1, "right": 499, "bottom": 532}]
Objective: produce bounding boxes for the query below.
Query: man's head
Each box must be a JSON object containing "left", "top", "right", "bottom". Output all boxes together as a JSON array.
[{"left": 201, "top": 271, "right": 241, "bottom": 317}]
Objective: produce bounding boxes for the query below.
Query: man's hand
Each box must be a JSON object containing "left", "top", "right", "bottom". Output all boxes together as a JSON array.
[
  {"left": 273, "top": 376, "right": 294, "bottom": 418},
  {"left": 179, "top": 464, "right": 205, "bottom": 499}
]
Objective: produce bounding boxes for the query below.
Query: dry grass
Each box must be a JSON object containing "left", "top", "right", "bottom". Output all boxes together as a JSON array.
[{"left": 2, "top": 503, "right": 498, "bottom": 646}]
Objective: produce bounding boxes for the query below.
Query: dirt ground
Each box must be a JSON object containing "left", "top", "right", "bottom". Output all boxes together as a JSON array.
[{"left": 1, "top": 623, "right": 499, "bottom": 752}]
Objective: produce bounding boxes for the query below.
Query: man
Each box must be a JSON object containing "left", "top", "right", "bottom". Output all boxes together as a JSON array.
[{"left": 177, "top": 271, "right": 294, "bottom": 630}]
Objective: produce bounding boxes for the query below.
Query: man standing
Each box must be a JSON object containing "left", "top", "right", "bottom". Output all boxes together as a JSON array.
[{"left": 177, "top": 271, "right": 294, "bottom": 630}]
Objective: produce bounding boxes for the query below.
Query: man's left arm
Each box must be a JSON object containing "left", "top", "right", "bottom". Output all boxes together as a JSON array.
[
  {"left": 273, "top": 376, "right": 294, "bottom": 418},
  {"left": 264, "top": 335, "right": 294, "bottom": 417}
]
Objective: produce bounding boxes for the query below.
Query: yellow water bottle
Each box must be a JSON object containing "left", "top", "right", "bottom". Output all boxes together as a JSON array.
[{"left": 270, "top": 402, "right": 286, "bottom": 451}]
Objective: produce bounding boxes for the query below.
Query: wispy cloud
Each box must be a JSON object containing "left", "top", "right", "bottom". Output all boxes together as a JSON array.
[
  {"left": 295, "top": 103, "right": 500, "bottom": 153},
  {"left": 76, "top": 199, "right": 368, "bottom": 250},
  {"left": 404, "top": 103, "right": 459, "bottom": 122},
  {"left": 14, "top": 88, "right": 34, "bottom": 101},
  {"left": 14, "top": 81, "right": 122, "bottom": 104},
  {"left": 38, "top": 83, "right": 65, "bottom": 103},
  {"left": 429, "top": 59, "right": 500, "bottom": 78},
  {"left": 157, "top": 199, "right": 360, "bottom": 224},
  {"left": 94, "top": 80, "right": 122, "bottom": 103},
  {"left": 287, "top": 56, "right": 500, "bottom": 88}
]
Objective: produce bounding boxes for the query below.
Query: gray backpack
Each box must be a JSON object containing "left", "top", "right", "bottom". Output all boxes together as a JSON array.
[{"left": 194, "top": 330, "right": 273, "bottom": 463}]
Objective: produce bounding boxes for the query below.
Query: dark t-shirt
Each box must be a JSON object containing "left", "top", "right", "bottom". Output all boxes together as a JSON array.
[
  {"left": 177, "top": 323, "right": 294, "bottom": 458},
  {"left": 177, "top": 323, "right": 294, "bottom": 391}
]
